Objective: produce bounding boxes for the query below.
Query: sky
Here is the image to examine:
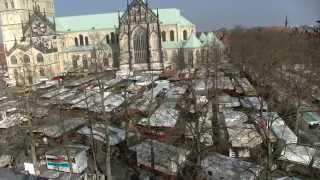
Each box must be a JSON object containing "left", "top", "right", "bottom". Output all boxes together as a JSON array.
[{"left": 54, "top": 0, "right": 320, "bottom": 31}]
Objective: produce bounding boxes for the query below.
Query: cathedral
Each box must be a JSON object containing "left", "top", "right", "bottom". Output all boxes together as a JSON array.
[{"left": 0, "top": 0, "right": 223, "bottom": 86}]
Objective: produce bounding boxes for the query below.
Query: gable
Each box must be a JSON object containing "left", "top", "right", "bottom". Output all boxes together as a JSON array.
[
  {"left": 22, "top": 9, "right": 56, "bottom": 38},
  {"left": 120, "top": 0, "right": 158, "bottom": 26}
]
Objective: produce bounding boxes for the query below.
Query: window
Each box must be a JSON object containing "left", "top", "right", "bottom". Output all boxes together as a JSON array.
[
  {"left": 133, "top": 28, "right": 148, "bottom": 64},
  {"left": 37, "top": 53, "right": 44, "bottom": 63},
  {"left": 103, "top": 54, "right": 109, "bottom": 67},
  {"left": 5, "top": 1, "right": 8, "bottom": 9},
  {"left": 23, "top": 55, "right": 30, "bottom": 64},
  {"left": 170, "top": 30, "right": 175, "bottom": 41},
  {"left": 13, "top": 69, "right": 18, "bottom": 82},
  {"left": 10, "top": 55, "right": 17, "bottom": 64},
  {"left": 188, "top": 50, "right": 193, "bottom": 68},
  {"left": 208, "top": 171, "right": 213, "bottom": 176},
  {"left": 39, "top": 68, "right": 45, "bottom": 76},
  {"left": 10, "top": 0, "right": 14, "bottom": 8},
  {"left": 106, "top": 35, "right": 110, "bottom": 44},
  {"left": 161, "top": 31, "right": 166, "bottom": 42},
  {"left": 79, "top": 34, "right": 84, "bottom": 46},
  {"left": 82, "top": 55, "right": 88, "bottom": 69},
  {"left": 85, "top": 37, "right": 89, "bottom": 46},
  {"left": 111, "top": 32, "right": 116, "bottom": 44},
  {"left": 75, "top": 37, "right": 79, "bottom": 46},
  {"left": 72, "top": 55, "right": 78, "bottom": 69},
  {"left": 183, "top": 30, "right": 188, "bottom": 40}
]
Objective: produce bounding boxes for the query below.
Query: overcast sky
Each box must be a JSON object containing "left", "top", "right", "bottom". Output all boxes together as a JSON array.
[{"left": 54, "top": 0, "right": 320, "bottom": 31}]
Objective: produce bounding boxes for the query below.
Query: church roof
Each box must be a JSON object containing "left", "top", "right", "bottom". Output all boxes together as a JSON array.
[
  {"left": 162, "top": 41, "right": 184, "bottom": 49},
  {"left": 199, "top": 33, "right": 208, "bottom": 42},
  {"left": 55, "top": 8, "right": 194, "bottom": 32},
  {"left": 183, "top": 34, "right": 202, "bottom": 49}
]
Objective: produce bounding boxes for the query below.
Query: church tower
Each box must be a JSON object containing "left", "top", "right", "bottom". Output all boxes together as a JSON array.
[{"left": 0, "top": 0, "right": 55, "bottom": 49}]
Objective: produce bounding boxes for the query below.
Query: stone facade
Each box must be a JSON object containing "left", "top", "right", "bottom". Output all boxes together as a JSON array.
[{"left": 0, "top": 0, "right": 222, "bottom": 86}]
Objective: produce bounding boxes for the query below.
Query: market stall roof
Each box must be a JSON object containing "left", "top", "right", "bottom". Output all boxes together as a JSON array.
[
  {"left": 78, "top": 124, "right": 134, "bottom": 145},
  {"left": 34, "top": 118, "right": 88, "bottom": 138},
  {"left": 138, "top": 102, "right": 179, "bottom": 128},
  {"left": 279, "top": 144, "right": 320, "bottom": 169},
  {"left": 202, "top": 153, "right": 261, "bottom": 180},
  {"left": 130, "top": 139, "right": 189, "bottom": 175}
]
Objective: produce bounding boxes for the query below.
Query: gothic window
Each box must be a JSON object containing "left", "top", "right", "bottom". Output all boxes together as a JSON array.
[
  {"left": 23, "top": 55, "right": 30, "bottom": 64},
  {"left": 163, "top": 50, "right": 168, "bottom": 61},
  {"left": 10, "top": 0, "right": 14, "bottom": 8},
  {"left": 85, "top": 37, "right": 89, "bottom": 46},
  {"left": 103, "top": 54, "right": 109, "bottom": 67},
  {"left": 72, "top": 55, "right": 78, "bottom": 69},
  {"left": 170, "top": 30, "right": 175, "bottom": 41},
  {"left": 188, "top": 50, "right": 193, "bottom": 67},
  {"left": 37, "top": 53, "right": 44, "bottom": 63},
  {"left": 79, "top": 34, "right": 84, "bottom": 46},
  {"left": 183, "top": 30, "right": 188, "bottom": 40},
  {"left": 111, "top": 32, "right": 116, "bottom": 44},
  {"left": 10, "top": 55, "right": 17, "bottom": 64},
  {"left": 133, "top": 28, "right": 148, "bottom": 64},
  {"left": 75, "top": 37, "right": 79, "bottom": 46},
  {"left": 106, "top": 35, "right": 110, "bottom": 44},
  {"left": 39, "top": 68, "right": 45, "bottom": 76},
  {"left": 82, "top": 55, "right": 88, "bottom": 69},
  {"left": 5, "top": 1, "right": 8, "bottom": 9},
  {"left": 162, "top": 31, "right": 166, "bottom": 42},
  {"left": 13, "top": 69, "right": 18, "bottom": 82}
]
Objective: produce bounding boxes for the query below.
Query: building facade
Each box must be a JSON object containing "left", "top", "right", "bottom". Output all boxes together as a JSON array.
[{"left": 0, "top": 0, "right": 223, "bottom": 86}]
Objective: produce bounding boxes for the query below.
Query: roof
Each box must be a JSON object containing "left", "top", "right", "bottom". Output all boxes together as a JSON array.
[
  {"left": 199, "top": 33, "right": 208, "bottom": 42},
  {"left": 46, "top": 145, "right": 89, "bottom": 158},
  {"left": 130, "top": 139, "right": 189, "bottom": 175},
  {"left": 183, "top": 34, "right": 202, "bottom": 48},
  {"left": 279, "top": 144, "right": 320, "bottom": 169},
  {"left": 34, "top": 118, "right": 88, "bottom": 138},
  {"left": 303, "top": 112, "right": 320, "bottom": 125},
  {"left": 138, "top": 102, "right": 179, "bottom": 128},
  {"left": 162, "top": 41, "right": 184, "bottom": 49},
  {"left": 202, "top": 153, "right": 261, "bottom": 180},
  {"left": 0, "top": 168, "right": 38, "bottom": 180},
  {"left": 55, "top": 8, "right": 194, "bottom": 32},
  {"left": 260, "top": 112, "right": 297, "bottom": 144},
  {"left": 78, "top": 123, "right": 134, "bottom": 145}
]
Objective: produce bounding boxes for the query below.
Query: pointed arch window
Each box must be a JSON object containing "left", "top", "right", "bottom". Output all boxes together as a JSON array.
[
  {"left": 75, "top": 37, "right": 79, "bottom": 46},
  {"left": 5, "top": 1, "right": 8, "bottom": 9},
  {"left": 10, "top": 55, "right": 17, "bottom": 64},
  {"left": 37, "top": 53, "right": 44, "bottom": 63},
  {"left": 183, "top": 30, "right": 188, "bottom": 40},
  {"left": 13, "top": 69, "right": 19, "bottom": 82},
  {"left": 82, "top": 55, "right": 88, "bottom": 69},
  {"left": 161, "top": 31, "right": 166, "bottom": 42},
  {"left": 103, "top": 54, "right": 109, "bottom": 67},
  {"left": 133, "top": 28, "right": 148, "bottom": 64},
  {"left": 79, "top": 35, "right": 84, "bottom": 46},
  {"left": 23, "top": 54, "right": 30, "bottom": 64},
  {"left": 10, "top": 0, "right": 14, "bottom": 8},
  {"left": 72, "top": 55, "right": 78, "bottom": 69},
  {"left": 170, "top": 30, "right": 175, "bottom": 41},
  {"left": 111, "top": 32, "right": 116, "bottom": 44},
  {"left": 106, "top": 35, "right": 110, "bottom": 44},
  {"left": 39, "top": 68, "right": 45, "bottom": 76},
  {"left": 85, "top": 37, "right": 89, "bottom": 46}
]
